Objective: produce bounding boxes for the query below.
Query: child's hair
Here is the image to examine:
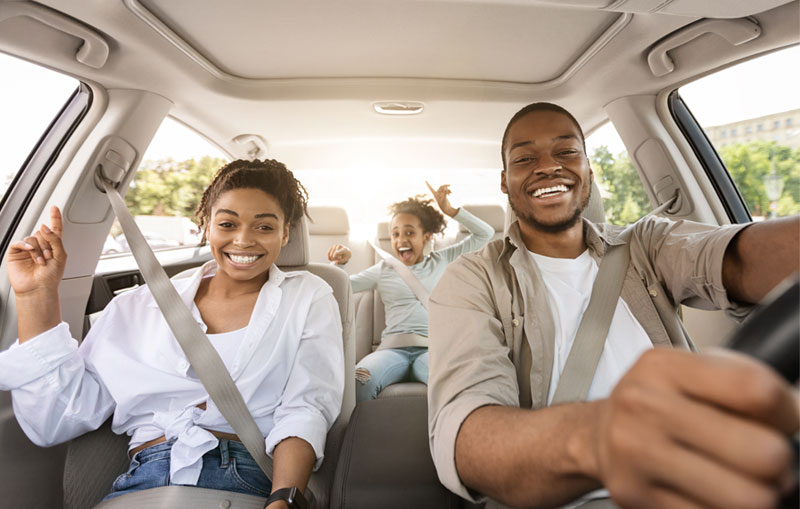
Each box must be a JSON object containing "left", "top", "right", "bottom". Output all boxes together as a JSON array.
[
  {"left": 194, "top": 158, "right": 308, "bottom": 245},
  {"left": 388, "top": 195, "right": 447, "bottom": 235}
]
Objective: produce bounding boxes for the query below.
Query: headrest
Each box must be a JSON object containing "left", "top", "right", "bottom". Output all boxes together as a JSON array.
[
  {"left": 376, "top": 221, "right": 390, "bottom": 241},
  {"left": 503, "top": 179, "right": 606, "bottom": 232},
  {"left": 308, "top": 206, "right": 350, "bottom": 235},
  {"left": 584, "top": 179, "right": 605, "bottom": 223},
  {"left": 458, "top": 204, "right": 506, "bottom": 233},
  {"left": 276, "top": 215, "right": 309, "bottom": 266}
]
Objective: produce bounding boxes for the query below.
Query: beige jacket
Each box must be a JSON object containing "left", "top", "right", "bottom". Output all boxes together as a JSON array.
[{"left": 427, "top": 216, "right": 751, "bottom": 504}]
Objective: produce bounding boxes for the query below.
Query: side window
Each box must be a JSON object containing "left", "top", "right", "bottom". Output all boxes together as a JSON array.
[
  {"left": 102, "top": 118, "right": 228, "bottom": 256},
  {"left": 586, "top": 123, "right": 649, "bottom": 225},
  {"left": 679, "top": 45, "right": 800, "bottom": 221},
  {"left": 0, "top": 53, "right": 78, "bottom": 202}
]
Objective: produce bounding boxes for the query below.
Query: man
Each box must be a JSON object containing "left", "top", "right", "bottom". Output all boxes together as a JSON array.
[{"left": 427, "top": 102, "right": 799, "bottom": 509}]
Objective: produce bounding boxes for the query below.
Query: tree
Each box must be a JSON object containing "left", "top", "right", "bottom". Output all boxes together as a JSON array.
[
  {"left": 124, "top": 156, "right": 225, "bottom": 218},
  {"left": 718, "top": 141, "right": 800, "bottom": 218},
  {"left": 590, "top": 146, "right": 651, "bottom": 225}
]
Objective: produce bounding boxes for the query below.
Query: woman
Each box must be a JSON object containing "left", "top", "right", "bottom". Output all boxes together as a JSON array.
[
  {"left": 328, "top": 182, "right": 493, "bottom": 401},
  {"left": 0, "top": 159, "right": 343, "bottom": 505}
]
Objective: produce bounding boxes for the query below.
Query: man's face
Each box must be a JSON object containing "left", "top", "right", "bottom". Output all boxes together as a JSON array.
[{"left": 501, "top": 110, "right": 592, "bottom": 233}]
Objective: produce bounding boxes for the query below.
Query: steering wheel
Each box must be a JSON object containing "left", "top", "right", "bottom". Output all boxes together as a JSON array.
[
  {"left": 725, "top": 276, "right": 799, "bottom": 509},
  {"left": 726, "top": 276, "right": 799, "bottom": 383}
]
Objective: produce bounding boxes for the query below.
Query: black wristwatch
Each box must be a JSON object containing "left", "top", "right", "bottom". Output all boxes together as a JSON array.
[{"left": 264, "top": 486, "right": 308, "bottom": 509}]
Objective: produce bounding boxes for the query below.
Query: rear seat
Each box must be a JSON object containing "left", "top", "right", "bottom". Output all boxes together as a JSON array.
[
  {"left": 307, "top": 205, "right": 372, "bottom": 274},
  {"left": 456, "top": 203, "right": 506, "bottom": 242}
]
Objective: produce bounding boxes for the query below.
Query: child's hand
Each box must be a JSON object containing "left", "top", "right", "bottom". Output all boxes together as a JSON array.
[
  {"left": 327, "top": 244, "right": 352, "bottom": 265},
  {"left": 426, "top": 181, "right": 458, "bottom": 217}
]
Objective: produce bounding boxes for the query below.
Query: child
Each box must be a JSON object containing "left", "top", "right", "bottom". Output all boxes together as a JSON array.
[{"left": 328, "top": 182, "right": 493, "bottom": 401}]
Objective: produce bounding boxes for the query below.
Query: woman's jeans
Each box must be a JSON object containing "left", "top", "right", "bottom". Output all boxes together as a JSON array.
[
  {"left": 355, "top": 346, "right": 428, "bottom": 402},
  {"left": 103, "top": 439, "right": 272, "bottom": 501}
]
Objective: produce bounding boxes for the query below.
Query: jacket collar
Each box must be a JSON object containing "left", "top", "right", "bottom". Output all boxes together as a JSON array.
[{"left": 500, "top": 217, "right": 626, "bottom": 262}]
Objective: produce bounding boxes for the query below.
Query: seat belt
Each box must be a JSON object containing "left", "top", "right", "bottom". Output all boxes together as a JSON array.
[
  {"left": 368, "top": 240, "right": 429, "bottom": 309},
  {"left": 550, "top": 195, "right": 679, "bottom": 404}
]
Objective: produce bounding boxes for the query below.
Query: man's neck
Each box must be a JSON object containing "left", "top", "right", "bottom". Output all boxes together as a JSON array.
[{"left": 518, "top": 219, "right": 586, "bottom": 259}]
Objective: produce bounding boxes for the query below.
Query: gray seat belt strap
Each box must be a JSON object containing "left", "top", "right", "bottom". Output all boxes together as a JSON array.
[
  {"left": 551, "top": 195, "right": 678, "bottom": 404},
  {"left": 368, "top": 240, "right": 429, "bottom": 309},
  {"left": 101, "top": 178, "right": 274, "bottom": 481},
  {"left": 550, "top": 240, "right": 630, "bottom": 404}
]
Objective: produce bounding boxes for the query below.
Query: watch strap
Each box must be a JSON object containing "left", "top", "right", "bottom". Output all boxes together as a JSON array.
[{"left": 265, "top": 487, "right": 307, "bottom": 509}]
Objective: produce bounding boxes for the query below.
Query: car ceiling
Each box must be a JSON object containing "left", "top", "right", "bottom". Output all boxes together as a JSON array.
[{"left": 4, "top": 0, "right": 799, "bottom": 171}]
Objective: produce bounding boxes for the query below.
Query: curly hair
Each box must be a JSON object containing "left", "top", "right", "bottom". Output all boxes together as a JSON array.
[
  {"left": 194, "top": 158, "right": 308, "bottom": 245},
  {"left": 388, "top": 195, "right": 447, "bottom": 235}
]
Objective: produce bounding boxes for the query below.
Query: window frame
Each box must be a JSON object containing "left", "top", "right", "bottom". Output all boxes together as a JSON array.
[
  {"left": 0, "top": 82, "right": 92, "bottom": 254},
  {"left": 668, "top": 90, "right": 751, "bottom": 224}
]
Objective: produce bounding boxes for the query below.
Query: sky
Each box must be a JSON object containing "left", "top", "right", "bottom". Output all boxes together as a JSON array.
[{"left": 2, "top": 45, "right": 799, "bottom": 198}]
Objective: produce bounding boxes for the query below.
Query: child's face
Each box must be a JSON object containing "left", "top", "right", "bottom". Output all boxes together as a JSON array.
[
  {"left": 206, "top": 188, "right": 289, "bottom": 282},
  {"left": 390, "top": 212, "right": 431, "bottom": 266}
]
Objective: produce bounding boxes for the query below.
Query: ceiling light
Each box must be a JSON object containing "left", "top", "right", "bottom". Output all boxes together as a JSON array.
[{"left": 373, "top": 101, "right": 424, "bottom": 116}]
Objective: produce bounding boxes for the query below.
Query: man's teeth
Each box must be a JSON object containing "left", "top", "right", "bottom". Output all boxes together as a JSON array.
[
  {"left": 532, "top": 185, "right": 569, "bottom": 198},
  {"left": 398, "top": 247, "right": 411, "bottom": 252},
  {"left": 228, "top": 254, "right": 261, "bottom": 264}
]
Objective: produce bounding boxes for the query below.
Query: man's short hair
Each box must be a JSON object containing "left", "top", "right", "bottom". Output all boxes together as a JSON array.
[{"left": 501, "top": 102, "right": 586, "bottom": 170}]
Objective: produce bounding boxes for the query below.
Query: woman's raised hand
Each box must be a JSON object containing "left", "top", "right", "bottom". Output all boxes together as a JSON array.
[
  {"left": 7, "top": 206, "right": 67, "bottom": 298},
  {"left": 327, "top": 244, "right": 352, "bottom": 265},
  {"left": 426, "top": 181, "right": 458, "bottom": 217}
]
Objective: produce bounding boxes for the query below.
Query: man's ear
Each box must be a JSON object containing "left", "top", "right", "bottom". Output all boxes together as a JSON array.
[
  {"left": 500, "top": 169, "right": 508, "bottom": 195},
  {"left": 423, "top": 232, "right": 432, "bottom": 244},
  {"left": 281, "top": 223, "right": 291, "bottom": 247}
]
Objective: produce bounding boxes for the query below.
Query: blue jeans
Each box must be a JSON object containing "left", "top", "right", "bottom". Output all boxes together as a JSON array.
[
  {"left": 355, "top": 347, "right": 428, "bottom": 402},
  {"left": 103, "top": 439, "right": 272, "bottom": 501}
]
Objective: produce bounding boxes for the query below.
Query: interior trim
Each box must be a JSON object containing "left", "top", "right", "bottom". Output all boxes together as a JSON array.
[
  {"left": 667, "top": 91, "right": 751, "bottom": 224},
  {"left": 123, "top": 0, "right": 631, "bottom": 89}
]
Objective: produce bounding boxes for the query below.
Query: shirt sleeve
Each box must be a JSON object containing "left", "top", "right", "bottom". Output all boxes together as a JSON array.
[
  {"left": 349, "top": 262, "right": 382, "bottom": 293},
  {"left": 427, "top": 255, "right": 521, "bottom": 502},
  {"left": 0, "top": 319, "right": 115, "bottom": 447},
  {"left": 265, "top": 286, "right": 344, "bottom": 470},
  {"left": 435, "top": 208, "right": 495, "bottom": 264},
  {"left": 629, "top": 217, "right": 754, "bottom": 321}
]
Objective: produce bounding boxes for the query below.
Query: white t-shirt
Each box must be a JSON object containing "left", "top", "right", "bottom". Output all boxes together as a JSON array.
[{"left": 528, "top": 249, "right": 653, "bottom": 404}]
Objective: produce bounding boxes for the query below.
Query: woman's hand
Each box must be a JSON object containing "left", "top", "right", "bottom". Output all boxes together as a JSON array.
[
  {"left": 7, "top": 206, "right": 66, "bottom": 298},
  {"left": 426, "top": 181, "right": 458, "bottom": 217},
  {"left": 327, "top": 244, "right": 352, "bottom": 265}
]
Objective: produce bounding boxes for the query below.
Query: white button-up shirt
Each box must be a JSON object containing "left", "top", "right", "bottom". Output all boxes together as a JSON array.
[{"left": 0, "top": 261, "right": 344, "bottom": 485}]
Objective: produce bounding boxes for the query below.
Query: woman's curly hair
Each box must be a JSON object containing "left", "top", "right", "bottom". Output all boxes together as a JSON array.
[
  {"left": 388, "top": 195, "right": 447, "bottom": 235},
  {"left": 194, "top": 158, "right": 308, "bottom": 245}
]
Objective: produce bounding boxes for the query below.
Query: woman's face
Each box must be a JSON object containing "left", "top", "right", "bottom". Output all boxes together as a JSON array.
[
  {"left": 206, "top": 188, "right": 289, "bottom": 283},
  {"left": 390, "top": 212, "right": 431, "bottom": 266}
]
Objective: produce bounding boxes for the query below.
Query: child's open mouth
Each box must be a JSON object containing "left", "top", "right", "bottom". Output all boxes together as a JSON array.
[{"left": 397, "top": 246, "right": 415, "bottom": 263}]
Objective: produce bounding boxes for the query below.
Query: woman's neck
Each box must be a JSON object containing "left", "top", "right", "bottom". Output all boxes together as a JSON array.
[{"left": 204, "top": 269, "right": 269, "bottom": 299}]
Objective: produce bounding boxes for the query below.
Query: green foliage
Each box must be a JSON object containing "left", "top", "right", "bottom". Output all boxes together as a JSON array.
[
  {"left": 717, "top": 141, "right": 800, "bottom": 218},
  {"left": 590, "top": 141, "right": 800, "bottom": 224},
  {"left": 124, "top": 156, "right": 226, "bottom": 219},
  {"left": 590, "top": 146, "right": 650, "bottom": 225}
]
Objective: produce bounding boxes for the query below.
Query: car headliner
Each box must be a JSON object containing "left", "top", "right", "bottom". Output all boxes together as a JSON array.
[{"left": 3, "top": 0, "right": 798, "bottom": 172}]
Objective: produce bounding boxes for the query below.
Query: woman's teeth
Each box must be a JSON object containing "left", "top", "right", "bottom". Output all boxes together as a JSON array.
[
  {"left": 532, "top": 184, "right": 569, "bottom": 198},
  {"left": 227, "top": 253, "right": 262, "bottom": 264}
]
